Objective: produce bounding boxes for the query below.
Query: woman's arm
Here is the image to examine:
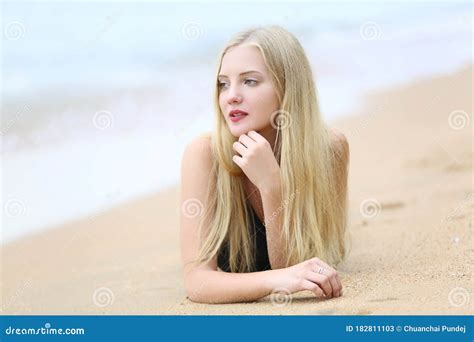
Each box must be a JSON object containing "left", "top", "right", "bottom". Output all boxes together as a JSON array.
[
  {"left": 185, "top": 268, "right": 276, "bottom": 303},
  {"left": 186, "top": 257, "right": 339, "bottom": 303},
  {"left": 180, "top": 135, "right": 278, "bottom": 303},
  {"left": 180, "top": 135, "right": 342, "bottom": 303}
]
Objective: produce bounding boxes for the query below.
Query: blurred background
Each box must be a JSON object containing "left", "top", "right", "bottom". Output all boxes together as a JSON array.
[{"left": 1, "top": 0, "right": 472, "bottom": 245}]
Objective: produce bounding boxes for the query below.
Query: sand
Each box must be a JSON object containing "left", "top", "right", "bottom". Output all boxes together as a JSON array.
[{"left": 1, "top": 64, "right": 472, "bottom": 315}]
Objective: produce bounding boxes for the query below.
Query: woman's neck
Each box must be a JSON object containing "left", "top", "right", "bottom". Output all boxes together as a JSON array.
[{"left": 257, "top": 125, "right": 277, "bottom": 150}]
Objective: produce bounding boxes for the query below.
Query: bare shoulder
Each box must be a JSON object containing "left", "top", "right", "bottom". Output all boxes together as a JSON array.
[
  {"left": 330, "top": 128, "right": 350, "bottom": 164},
  {"left": 181, "top": 133, "right": 213, "bottom": 169}
]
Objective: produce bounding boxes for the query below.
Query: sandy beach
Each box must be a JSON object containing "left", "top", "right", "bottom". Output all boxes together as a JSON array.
[{"left": 1, "top": 64, "right": 472, "bottom": 315}]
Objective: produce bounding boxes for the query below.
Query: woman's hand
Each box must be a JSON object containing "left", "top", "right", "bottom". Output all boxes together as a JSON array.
[
  {"left": 269, "top": 257, "right": 343, "bottom": 299},
  {"left": 232, "top": 130, "right": 280, "bottom": 192}
]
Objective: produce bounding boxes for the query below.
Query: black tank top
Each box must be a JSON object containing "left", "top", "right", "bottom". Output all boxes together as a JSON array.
[{"left": 217, "top": 204, "right": 272, "bottom": 272}]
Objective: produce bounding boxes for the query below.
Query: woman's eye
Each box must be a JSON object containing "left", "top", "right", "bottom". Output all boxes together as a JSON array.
[
  {"left": 218, "top": 79, "right": 257, "bottom": 90},
  {"left": 218, "top": 82, "right": 229, "bottom": 89}
]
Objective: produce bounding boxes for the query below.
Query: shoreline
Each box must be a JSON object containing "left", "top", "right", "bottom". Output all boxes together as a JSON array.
[{"left": 1, "top": 64, "right": 472, "bottom": 314}]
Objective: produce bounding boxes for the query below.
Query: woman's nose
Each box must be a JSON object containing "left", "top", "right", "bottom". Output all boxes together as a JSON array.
[{"left": 227, "top": 86, "right": 243, "bottom": 104}]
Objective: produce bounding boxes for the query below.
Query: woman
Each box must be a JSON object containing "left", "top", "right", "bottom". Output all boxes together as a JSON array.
[{"left": 180, "top": 26, "right": 350, "bottom": 304}]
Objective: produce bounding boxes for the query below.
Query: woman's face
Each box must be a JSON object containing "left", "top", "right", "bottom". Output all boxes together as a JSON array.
[{"left": 218, "top": 44, "right": 280, "bottom": 138}]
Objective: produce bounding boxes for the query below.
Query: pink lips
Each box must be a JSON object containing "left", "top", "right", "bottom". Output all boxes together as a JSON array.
[{"left": 229, "top": 109, "right": 248, "bottom": 123}]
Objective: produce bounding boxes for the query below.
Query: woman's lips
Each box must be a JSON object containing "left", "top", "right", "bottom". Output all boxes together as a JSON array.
[{"left": 230, "top": 113, "right": 248, "bottom": 123}]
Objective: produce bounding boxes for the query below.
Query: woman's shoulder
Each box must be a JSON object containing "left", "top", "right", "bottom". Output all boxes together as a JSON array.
[
  {"left": 182, "top": 132, "right": 213, "bottom": 168},
  {"left": 329, "top": 128, "right": 349, "bottom": 163},
  {"left": 185, "top": 132, "right": 212, "bottom": 149}
]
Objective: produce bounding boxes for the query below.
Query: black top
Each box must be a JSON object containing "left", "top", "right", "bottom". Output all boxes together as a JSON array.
[{"left": 217, "top": 204, "right": 272, "bottom": 273}]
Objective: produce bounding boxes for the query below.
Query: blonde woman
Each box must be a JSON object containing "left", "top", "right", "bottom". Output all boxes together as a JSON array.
[{"left": 180, "top": 26, "right": 350, "bottom": 304}]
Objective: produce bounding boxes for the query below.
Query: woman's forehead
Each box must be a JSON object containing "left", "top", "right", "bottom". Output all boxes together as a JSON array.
[{"left": 220, "top": 45, "right": 267, "bottom": 76}]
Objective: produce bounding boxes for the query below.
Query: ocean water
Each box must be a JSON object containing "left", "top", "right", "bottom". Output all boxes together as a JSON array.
[{"left": 1, "top": 1, "right": 472, "bottom": 244}]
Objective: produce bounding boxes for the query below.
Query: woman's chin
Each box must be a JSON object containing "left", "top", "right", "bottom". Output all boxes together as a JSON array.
[{"left": 228, "top": 124, "right": 251, "bottom": 137}]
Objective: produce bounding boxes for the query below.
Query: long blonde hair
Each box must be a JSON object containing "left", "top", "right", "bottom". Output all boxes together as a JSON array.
[{"left": 194, "top": 25, "right": 348, "bottom": 272}]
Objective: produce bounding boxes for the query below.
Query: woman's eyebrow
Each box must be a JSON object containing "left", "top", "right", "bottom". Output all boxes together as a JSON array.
[{"left": 218, "top": 70, "right": 262, "bottom": 78}]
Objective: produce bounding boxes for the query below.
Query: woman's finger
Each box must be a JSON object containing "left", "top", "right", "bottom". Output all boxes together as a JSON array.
[
  {"left": 335, "top": 273, "right": 343, "bottom": 295},
  {"left": 323, "top": 269, "right": 340, "bottom": 297},
  {"left": 302, "top": 279, "right": 325, "bottom": 298},
  {"left": 305, "top": 272, "right": 333, "bottom": 297},
  {"left": 238, "top": 134, "right": 255, "bottom": 148},
  {"left": 232, "top": 141, "right": 248, "bottom": 157},
  {"left": 232, "top": 155, "right": 244, "bottom": 168},
  {"left": 314, "top": 259, "right": 342, "bottom": 295},
  {"left": 247, "top": 130, "right": 267, "bottom": 144}
]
